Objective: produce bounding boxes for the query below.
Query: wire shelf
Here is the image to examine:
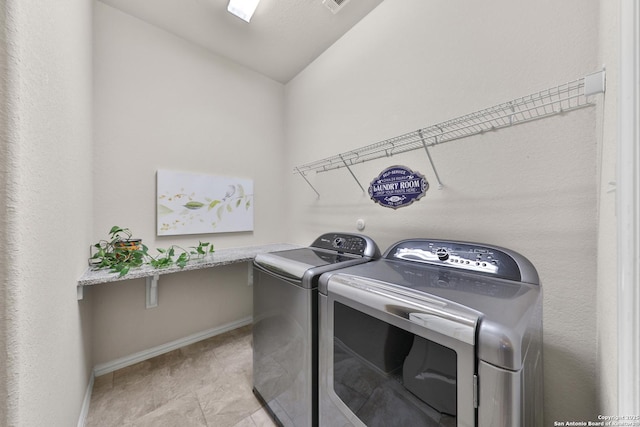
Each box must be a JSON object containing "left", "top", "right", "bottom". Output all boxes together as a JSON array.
[{"left": 294, "top": 71, "right": 605, "bottom": 182}]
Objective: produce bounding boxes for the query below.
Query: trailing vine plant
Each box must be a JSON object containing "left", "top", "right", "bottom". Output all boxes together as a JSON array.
[{"left": 90, "top": 226, "right": 214, "bottom": 277}]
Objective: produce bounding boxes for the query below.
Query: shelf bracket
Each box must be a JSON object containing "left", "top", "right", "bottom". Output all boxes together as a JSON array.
[
  {"left": 295, "top": 167, "right": 320, "bottom": 198},
  {"left": 77, "top": 285, "right": 84, "bottom": 301},
  {"left": 418, "top": 130, "right": 444, "bottom": 189},
  {"left": 339, "top": 154, "right": 366, "bottom": 193},
  {"left": 146, "top": 274, "right": 159, "bottom": 309}
]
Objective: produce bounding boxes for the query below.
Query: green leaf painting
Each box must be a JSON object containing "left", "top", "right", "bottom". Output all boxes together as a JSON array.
[
  {"left": 157, "top": 204, "right": 174, "bottom": 215},
  {"left": 157, "top": 170, "right": 254, "bottom": 236},
  {"left": 184, "top": 201, "right": 205, "bottom": 210}
]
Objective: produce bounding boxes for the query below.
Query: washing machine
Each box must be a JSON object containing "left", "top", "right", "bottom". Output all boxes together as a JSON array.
[
  {"left": 252, "top": 233, "right": 380, "bottom": 427},
  {"left": 318, "top": 238, "right": 543, "bottom": 427}
]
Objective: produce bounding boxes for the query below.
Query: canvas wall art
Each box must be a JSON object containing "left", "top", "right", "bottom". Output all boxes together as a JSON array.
[{"left": 157, "top": 170, "right": 254, "bottom": 236}]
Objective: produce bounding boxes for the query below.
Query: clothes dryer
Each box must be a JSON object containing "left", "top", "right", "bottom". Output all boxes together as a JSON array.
[{"left": 318, "top": 239, "right": 543, "bottom": 427}]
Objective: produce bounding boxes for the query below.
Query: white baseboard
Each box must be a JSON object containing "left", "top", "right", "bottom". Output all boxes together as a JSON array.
[
  {"left": 93, "top": 316, "right": 253, "bottom": 377},
  {"left": 78, "top": 317, "right": 253, "bottom": 425},
  {"left": 77, "top": 371, "right": 94, "bottom": 427}
]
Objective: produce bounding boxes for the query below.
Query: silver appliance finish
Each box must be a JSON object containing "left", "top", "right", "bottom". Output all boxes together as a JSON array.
[
  {"left": 252, "top": 233, "right": 380, "bottom": 427},
  {"left": 318, "top": 239, "right": 543, "bottom": 427}
]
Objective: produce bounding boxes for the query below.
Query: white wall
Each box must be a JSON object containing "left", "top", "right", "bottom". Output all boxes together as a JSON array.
[
  {"left": 285, "top": 0, "right": 601, "bottom": 422},
  {"left": 0, "top": 0, "right": 619, "bottom": 423},
  {"left": 596, "top": 0, "right": 619, "bottom": 415},
  {"left": 91, "top": 2, "right": 286, "bottom": 362},
  {"left": 0, "top": 0, "right": 94, "bottom": 425},
  {"left": 0, "top": 1, "right": 9, "bottom": 420}
]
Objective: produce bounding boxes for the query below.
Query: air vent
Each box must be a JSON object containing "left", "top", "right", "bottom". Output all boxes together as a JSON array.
[{"left": 323, "top": 0, "right": 351, "bottom": 14}]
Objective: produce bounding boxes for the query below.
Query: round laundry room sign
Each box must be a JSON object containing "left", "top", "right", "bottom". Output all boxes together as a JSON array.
[{"left": 368, "top": 165, "right": 428, "bottom": 209}]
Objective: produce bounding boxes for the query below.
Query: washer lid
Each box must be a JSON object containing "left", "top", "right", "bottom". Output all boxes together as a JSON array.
[
  {"left": 255, "top": 248, "right": 358, "bottom": 280},
  {"left": 254, "top": 233, "right": 381, "bottom": 281}
]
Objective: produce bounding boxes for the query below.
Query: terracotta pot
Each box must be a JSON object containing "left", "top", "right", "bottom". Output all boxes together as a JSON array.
[{"left": 114, "top": 239, "right": 142, "bottom": 260}]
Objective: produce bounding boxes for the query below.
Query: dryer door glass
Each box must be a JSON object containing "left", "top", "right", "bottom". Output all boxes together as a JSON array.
[{"left": 332, "top": 302, "right": 457, "bottom": 426}]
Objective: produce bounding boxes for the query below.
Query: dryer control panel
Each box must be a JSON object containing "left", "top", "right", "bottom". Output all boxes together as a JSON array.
[
  {"left": 385, "top": 239, "right": 539, "bottom": 285},
  {"left": 312, "top": 233, "right": 380, "bottom": 258}
]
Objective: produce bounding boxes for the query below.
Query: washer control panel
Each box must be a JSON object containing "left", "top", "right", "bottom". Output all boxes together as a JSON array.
[
  {"left": 312, "top": 233, "right": 380, "bottom": 258},
  {"left": 385, "top": 239, "right": 539, "bottom": 284}
]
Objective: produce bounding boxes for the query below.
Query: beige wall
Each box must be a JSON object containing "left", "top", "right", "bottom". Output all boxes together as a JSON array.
[
  {"left": 0, "top": 0, "right": 94, "bottom": 425},
  {"left": 285, "top": 0, "right": 602, "bottom": 422},
  {"left": 90, "top": 264, "right": 252, "bottom": 366},
  {"left": 90, "top": 3, "right": 286, "bottom": 363}
]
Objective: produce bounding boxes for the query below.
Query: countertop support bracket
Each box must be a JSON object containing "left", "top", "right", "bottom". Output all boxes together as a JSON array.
[{"left": 146, "top": 274, "right": 159, "bottom": 309}]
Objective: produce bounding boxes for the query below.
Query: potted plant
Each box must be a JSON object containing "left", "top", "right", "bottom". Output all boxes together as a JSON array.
[
  {"left": 89, "top": 226, "right": 214, "bottom": 277},
  {"left": 89, "top": 226, "right": 147, "bottom": 276}
]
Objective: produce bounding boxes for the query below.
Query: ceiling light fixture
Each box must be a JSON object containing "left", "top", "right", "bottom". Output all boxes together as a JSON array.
[
  {"left": 323, "top": 0, "right": 351, "bottom": 14},
  {"left": 227, "top": 0, "right": 261, "bottom": 22}
]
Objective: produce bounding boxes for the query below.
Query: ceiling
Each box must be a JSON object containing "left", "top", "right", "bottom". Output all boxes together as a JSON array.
[{"left": 98, "top": 0, "right": 384, "bottom": 83}]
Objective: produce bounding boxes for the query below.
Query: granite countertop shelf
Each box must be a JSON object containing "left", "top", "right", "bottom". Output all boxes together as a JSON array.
[{"left": 77, "top": 243, "right": 300, "bottom": 305}]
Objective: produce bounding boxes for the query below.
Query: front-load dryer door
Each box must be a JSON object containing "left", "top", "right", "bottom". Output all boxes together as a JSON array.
[{"left": 319, "top": 273, "right": 481, "bottom": 427}]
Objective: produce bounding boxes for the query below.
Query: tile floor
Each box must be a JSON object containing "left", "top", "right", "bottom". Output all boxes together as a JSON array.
[{"left": 85, "top": 325, "right": 278, "bottom": 427}]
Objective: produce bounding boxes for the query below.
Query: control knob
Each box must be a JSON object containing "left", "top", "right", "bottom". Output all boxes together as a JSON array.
[
  {"left": 435, "top": 248, "right": 449, "bottom": 261},
  {"left": 333, "top": 237, "right": 346, "bottom": 248}
]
